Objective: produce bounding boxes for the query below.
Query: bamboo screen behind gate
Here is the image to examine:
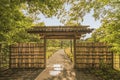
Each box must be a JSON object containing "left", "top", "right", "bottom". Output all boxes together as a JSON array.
[
  {"left": 75, "top": 42, "right": 113, "bottom": 69},
  {"left": 10, "top": 43, "right": 45, "bottom": 69}
]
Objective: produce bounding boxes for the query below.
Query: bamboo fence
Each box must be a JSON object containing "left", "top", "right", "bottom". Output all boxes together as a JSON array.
[
  {"left": 75, "top": 42, "right": 113, "bottom": 69},
  {"left": 10, "top": 43, "right": 45, "bottom": 69}
]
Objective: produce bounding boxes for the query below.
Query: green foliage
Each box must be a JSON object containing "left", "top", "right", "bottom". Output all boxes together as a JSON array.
[
  {"left": 33, "top": 22, "right": 45, "bottom": 26},
  {"left": 64, "top": 48, "right": 73, "bottom": 62},
  {"left": 0, "top": 0, "right": 67, "bottom": 67},
  {"left": 0, "top": 0, "right": 68, "bottom": 44},
  {"left": 67, "top": 0, "right": 112, "bottom": 20},
  {"left": 0, "top": 0, "right": 73, "bottom": 69},
  {"left": 46, "top": 39, "right": 72, "bottom": 59},
  {"left": 65, "top": 20, "right": 81, "bottom": 26},
  {"left": 91, "top": 68, "right": 120, "bottom": 80},
  {"left": 26, "top": 0, "right": 67, "bottom": 17},
  {"left": 47, "top": 39, "right": 71, "bottom": 48},
  {"left": 72, "top": 0, "right": 120, "bottom": 54},
  {"left": 46, "top": 47, "right": 60, "bottom": 59},
  {"left": 88, "top": 8, "right": 120, "bottom": 53},
  {"left": 47, "top": 39, "right": 61, "bottom": 47},
  {"left": 0, "top": 0, "right": 33, "bottom": 44}
]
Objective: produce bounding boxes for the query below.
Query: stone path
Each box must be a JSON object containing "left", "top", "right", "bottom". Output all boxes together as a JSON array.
[{"left": 35, "top": 49, "right": 100, "bottom": 80}]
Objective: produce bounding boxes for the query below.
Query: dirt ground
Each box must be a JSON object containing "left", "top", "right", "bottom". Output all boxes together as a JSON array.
[{"left": 35, "top": 49, "right": 100, "bottom": 80}]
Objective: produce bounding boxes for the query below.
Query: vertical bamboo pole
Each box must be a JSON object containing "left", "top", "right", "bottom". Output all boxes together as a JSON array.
[
  {"left": 112, "top": 52, "right": 114, "bottom": 68},
  {"left": 21, "top": 43, "right": 23, "bottom": 68},
  {"left": 74, "top": 37, "right": 76, "bottom": 69},
  {"left": 118, "top": 54, "right": 120, "bottom": 69},
  {"left": 18, "top": 43, "right": 19, "bottom": 68},
  {"left": 9, "top": 45, "right": 11, "bottom": 69},
  {"left": 44, "top": 36, "right": 46, "bottom": 68}
]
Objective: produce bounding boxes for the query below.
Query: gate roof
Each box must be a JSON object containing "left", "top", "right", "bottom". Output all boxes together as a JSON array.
[{"left": 27, "top": 26, "right": 94, "bottom": 39}]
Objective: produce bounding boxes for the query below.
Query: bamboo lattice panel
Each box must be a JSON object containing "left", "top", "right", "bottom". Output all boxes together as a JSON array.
[
  {"left": 10, "top": 43, "right": 45, "bottom": 69},
  {"left": 75, "top": 42, "right": 113, "bottom": 69}
]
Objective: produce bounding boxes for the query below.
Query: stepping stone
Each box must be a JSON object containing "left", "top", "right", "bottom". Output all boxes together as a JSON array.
[{"left": 49, "top": 71, "right": 60, "bottom": 76}]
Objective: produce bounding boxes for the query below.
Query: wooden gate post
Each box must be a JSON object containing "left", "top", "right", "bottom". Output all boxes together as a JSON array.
[
  {"left": 70, "top": 40, "right": 72, "bottom": 53},
  {"left": 74, "top": 38, "right": 76, "bottom": 69}
]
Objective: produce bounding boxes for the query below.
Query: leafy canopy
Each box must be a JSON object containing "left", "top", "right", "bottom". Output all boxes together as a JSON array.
[
  {"left": 0, "top": 0, "right": 68, "bottom": 44},
  {"left": 71, "top": 0, "right": 120, "bottom": 53}
]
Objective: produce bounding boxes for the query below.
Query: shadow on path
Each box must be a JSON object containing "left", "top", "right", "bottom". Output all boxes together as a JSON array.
[{"left": 0, "top": 69, "right": 44, "bottom": 80}]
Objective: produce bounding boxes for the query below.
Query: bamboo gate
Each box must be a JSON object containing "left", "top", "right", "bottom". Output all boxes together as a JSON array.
[{"left": 0, "top": 26, "right": 119, "bottom": 70}]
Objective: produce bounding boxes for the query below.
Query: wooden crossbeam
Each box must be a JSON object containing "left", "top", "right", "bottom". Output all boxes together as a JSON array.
[{"left": 27, "top": 26, "right": 93, "bottom": 39}]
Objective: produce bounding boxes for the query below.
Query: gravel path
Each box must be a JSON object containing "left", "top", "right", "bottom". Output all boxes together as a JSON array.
[{"left": 35, "top": 49, "right": 100, "bottom": 80}]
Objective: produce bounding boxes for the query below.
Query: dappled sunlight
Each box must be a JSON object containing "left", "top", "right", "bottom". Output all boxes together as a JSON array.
[{"left": 49, "top": 64, "right": 64, "bottom": 76}]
